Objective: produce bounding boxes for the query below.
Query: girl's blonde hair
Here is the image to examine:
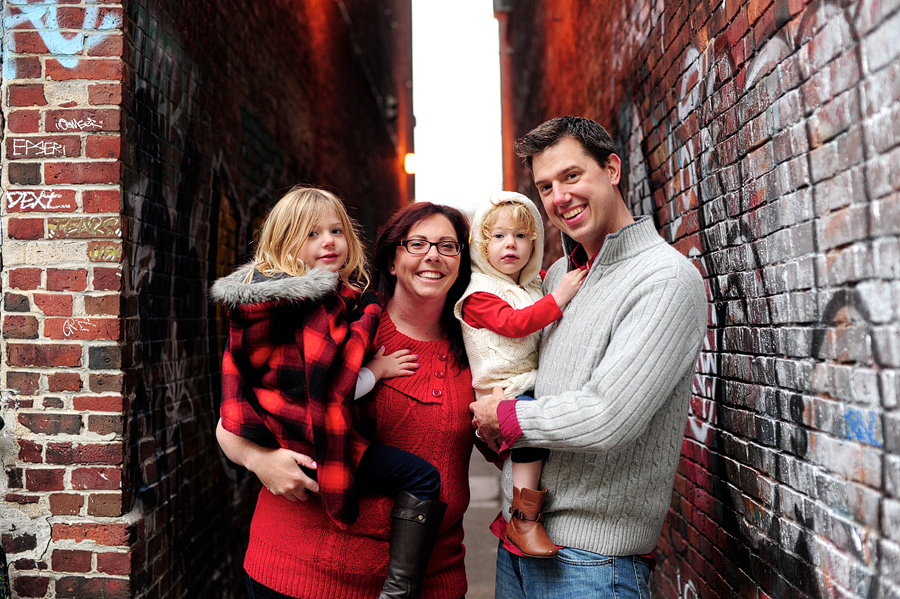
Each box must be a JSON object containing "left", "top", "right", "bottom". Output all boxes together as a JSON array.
[
  {"left": 249, "top": 186, "right": 370, "bottom": 289},
  {"left": 478, "top": 201, "right": 538, "bottom": 262}
]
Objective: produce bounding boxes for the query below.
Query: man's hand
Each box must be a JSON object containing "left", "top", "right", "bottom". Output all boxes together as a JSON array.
[{"left": 470, "top": 387, "right": 510, "bottom": 452}]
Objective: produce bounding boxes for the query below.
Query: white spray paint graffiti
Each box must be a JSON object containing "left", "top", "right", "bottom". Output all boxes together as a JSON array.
[
  {"left": 55, "top": 117, "right": 104, "bottom": 131},
  {"left": 62, "top": 318, "right": 98, "bottom": 337},
  {"left": 676, "top": 568, "right": 700, "bottom": 599},
  {"left": 7, "top": 190, "right": 67, "bottom": 211},
  {"left": 11, "top": 139, "right": 66, "bottom": 157},
  {"left": 3, "top": 1, "right": 122, "bottom": 79}
]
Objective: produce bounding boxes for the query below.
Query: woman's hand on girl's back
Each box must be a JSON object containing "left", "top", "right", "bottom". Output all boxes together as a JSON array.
[
  {"left": 216, "top": 420, "right": 320, "bottom": 501},
  {"left": 250, "top": 448, "right": 320, "bottom": 502}
]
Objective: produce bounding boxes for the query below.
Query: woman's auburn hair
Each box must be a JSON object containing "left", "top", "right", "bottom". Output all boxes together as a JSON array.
[
  {"left": 250, "top": 186, "right": 370, "bottom": 289},
  {"left": 371, "top": 202, "right": 472, "bottom": 368}
]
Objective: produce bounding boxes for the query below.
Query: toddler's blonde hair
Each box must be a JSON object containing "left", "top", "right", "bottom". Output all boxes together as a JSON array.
[{"left": 478, "top": 201, "right": 538, "bottom": 263}]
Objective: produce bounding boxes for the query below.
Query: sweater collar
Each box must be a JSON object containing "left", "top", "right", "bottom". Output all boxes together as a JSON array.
[{"left": 563, "top": 216, "right": 662, "bottom": 269}]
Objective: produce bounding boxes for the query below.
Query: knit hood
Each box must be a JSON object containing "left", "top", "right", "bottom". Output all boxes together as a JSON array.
[
  {"left": 469, "top": 191, "right": 544, "bottom": 287},
  {"left": 209, "top": 262, "right": 340, "bottom": 309}
]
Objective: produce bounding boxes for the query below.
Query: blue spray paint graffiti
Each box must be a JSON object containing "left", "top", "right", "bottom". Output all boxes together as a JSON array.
[
  {"left": 844, "top": 409, "right": 882, "bottom": 447},
  {"left": 3, "top": 0, "right": 122, "bottom": 79}
]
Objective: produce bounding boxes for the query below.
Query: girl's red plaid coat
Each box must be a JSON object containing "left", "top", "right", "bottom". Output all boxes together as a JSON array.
[{"left": 211, "top": 264, "right": 380, "bottom": 527}]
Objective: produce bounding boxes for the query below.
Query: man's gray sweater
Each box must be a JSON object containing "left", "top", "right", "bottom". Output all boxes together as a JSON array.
[{"left": 501, "top": 216, "right": 708, "bottom": 556}]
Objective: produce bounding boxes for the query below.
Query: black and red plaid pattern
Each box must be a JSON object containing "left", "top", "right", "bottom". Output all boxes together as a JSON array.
[{"left": 219, "top": 280, "right": 380, "bottom": 527}]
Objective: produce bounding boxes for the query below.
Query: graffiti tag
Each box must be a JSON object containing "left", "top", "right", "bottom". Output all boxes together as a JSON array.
[
  {"left": 48, "top": 217, "right": 121, "bottom": 239},
  {"left": 11, "top": 139, "right": 67, "bottom": 157},
  {"left": 7, "top": 190, "right": 68, "bottom": 211},
  {"left": 3, "top": 3, "right": 122, "bottom": 78},
  {"left": 62, "top": 318, "right": 98, "bottom": 338},
  {"left": 844, "top": 409, "right": 882, "bottom": 447},
  {"left": 56, "top": 117, "right": 104, "bottom": 131}
]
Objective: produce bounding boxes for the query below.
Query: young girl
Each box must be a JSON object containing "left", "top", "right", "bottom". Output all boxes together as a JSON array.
[
  {"left": 212, "top": 186, "right": 446, "bottom": 599},
  {"left": 454, "top": 192, "right": 586, "bottom": 558}
]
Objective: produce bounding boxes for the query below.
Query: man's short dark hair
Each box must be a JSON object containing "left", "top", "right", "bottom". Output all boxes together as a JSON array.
[{"left": 514, "top": 116, "right": 616, "bottom": 173}]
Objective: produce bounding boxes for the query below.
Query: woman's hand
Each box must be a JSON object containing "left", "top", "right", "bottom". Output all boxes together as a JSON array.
[
  {"left": 249, "top": 447, "right": 320, "bottom": 502},
  {"left": 216, "top": 420, "right": 320, "bottom": 501}
]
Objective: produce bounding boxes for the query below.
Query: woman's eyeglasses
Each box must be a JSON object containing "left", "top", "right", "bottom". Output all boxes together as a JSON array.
[{"left": 398, "top": 239, "right": 462, "bottom": 256}]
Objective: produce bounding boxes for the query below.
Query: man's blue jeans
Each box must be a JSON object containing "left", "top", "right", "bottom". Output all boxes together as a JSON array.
[{"left": 495, "top": 543, "right": 652, "bottom": 599}]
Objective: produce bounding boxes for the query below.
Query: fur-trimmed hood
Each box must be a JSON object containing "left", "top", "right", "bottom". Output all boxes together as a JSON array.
[
  {"left": 469, "top": 191, "right": 544, "bottom": 287},
  {"left": 209, "top": 262, "right": 340, "bottom": 309}
]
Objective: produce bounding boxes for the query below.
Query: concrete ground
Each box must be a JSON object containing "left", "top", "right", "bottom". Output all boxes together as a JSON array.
[{"left": 463, "top": 451, "right": 502, "bottom": 599}]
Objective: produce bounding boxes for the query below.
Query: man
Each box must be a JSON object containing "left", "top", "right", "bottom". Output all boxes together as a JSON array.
[{"left": 471, "top": 116, "right": 708, "bottom": 598}]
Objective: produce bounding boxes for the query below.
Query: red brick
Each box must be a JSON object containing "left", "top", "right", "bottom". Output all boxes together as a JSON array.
[
  {"left": 46, "top": 58, "right": 123, "bottom": 82},
  {"left": 6, "top": 189, "right": 77, "bottom": 212},
  {"left": 56, "top": 576, "right": 130, "bottom": 599},
  {"left": 8, "top": 110, "right": 41, "bottom": 134},
  {"left": 19, "top": 413, "right": 82, "bottom": 435},
  {"left": 25, "top": 468, "right": 65, "bottom": 491},
  {"left": 7, "top": 218, "right": 44, "bottom": 240},
  {"left": 71, "top": 467, "right": 122, "bottom": 491},
  {"left": 6, "top": 493, "right": 39, "bottom": 505},
  {"left": 12, "top": 31, "right": 49, "bottom": 53},
  {"left": 7, "top": 136, "right": 81, "bottom": 159},
  {"left": 85, "top": 295, "right": 120, "bottom": 316},
  {"left": 88, "top": 84, "right": 122, "bottom": 106},
  {"left": 47, "top": 269, "right": 88, "bottom": 292},
  {"left": 89, "top": 373, "right": 124, "bottom": 393},
  {"left": 48, "top": 443, "right": 123, "bottom": 466},
  {"left": 83, "top": 189, "right": 122, "bottom": 213},
  {"left": 88, "top": 415, "right": 123, "bottom": 436},
  {"left": 45, "top": 162, "right": 121, "bottom": 185},
  {"left": 52, "top": 522, "right": 129, "bottom": 546},
  {"left": 2, "top": 531, "right": 37, "bottom": 552},
  {"left": 9, "top": 268, "right": 42, "bottom": 290},
  {"left": 13, "top": 576, "right": 50, "bottom": 598},
  {"left": 33, "top": 293, "right": 74, "bottom": 316},
  {"left": 44, "top": 396, "right": 64, "bottom": 409},
  {"left": 18, "top": 439, "right": 43, "bottom": 463},
  {"left": 8, "top": 84, "right": 47, "bottom": 107},
  {"left": 12, "top": 56, "right": 42, "bottom": 79},
  {"left": 52, "top": 549, "right": 92, "bottom": 573},
  {"left": 50, "top": 493, "right": 84, "bottom": 516},
  {"left": 8, "top": 344, "right": 82, "bottom": 367},
  {"left": 48, "top": 372, "right": 83, "bottom": 392},
  {"left": 93, "top": 268, "right": 122, "bottom": 291},
  {"left": 87, "top": 34, "right": 124, "bottom": 57},
  {"left": 46, "top": 109, "right": 120, "bottom": 133},
  {"left": 55, "top": 6, "right": 85, "bottom": 28},
  {"left": 7, "top": 371, "right": 40, "bottom": 395},
  {"left": 3, "top": 315, "right": 39, "bottom": 339},
  {"left": 96, "top": 551, "right": 130, "bottom": 575},
  {"left": 85, "top": 135, "right": 121, "bottom": 159},
  {"left": 74, "top": 395, "right": 123, "bottom": 412},
  {"left": 89, "top": 493, "right": 123, "bottom": 517},
  {"left": 44, "top": 318, "right": 120, "bottom": 341}
]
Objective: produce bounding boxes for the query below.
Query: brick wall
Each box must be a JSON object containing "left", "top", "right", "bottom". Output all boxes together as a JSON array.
[
  {"left": 1, "top": 1, "right": 412, "bottom": 597},
  {"left": 499, "top": 0, "right": 900, "bottom": 597}
]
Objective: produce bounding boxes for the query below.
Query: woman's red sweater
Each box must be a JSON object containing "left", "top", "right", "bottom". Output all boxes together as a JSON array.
[{"left": 243, "top": 312, "right": 477, "bottom": 599}]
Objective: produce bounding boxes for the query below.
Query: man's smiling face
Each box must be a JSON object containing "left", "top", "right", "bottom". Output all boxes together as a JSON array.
[{"left": 532, "top": 136, "right": 626, "bottom": 258}]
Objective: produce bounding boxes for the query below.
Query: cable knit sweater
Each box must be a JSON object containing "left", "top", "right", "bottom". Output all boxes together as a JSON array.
[
  {"left": 500, "top": 216, "right": 708, "bottom": 556},
  {"left": 243, "top": 312, "right": 476, "bottom": 599}
]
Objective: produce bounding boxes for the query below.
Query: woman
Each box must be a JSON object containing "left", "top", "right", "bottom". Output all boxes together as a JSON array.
[{"left": 217, "top": 202, "right": 481, "bottom": 599}]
